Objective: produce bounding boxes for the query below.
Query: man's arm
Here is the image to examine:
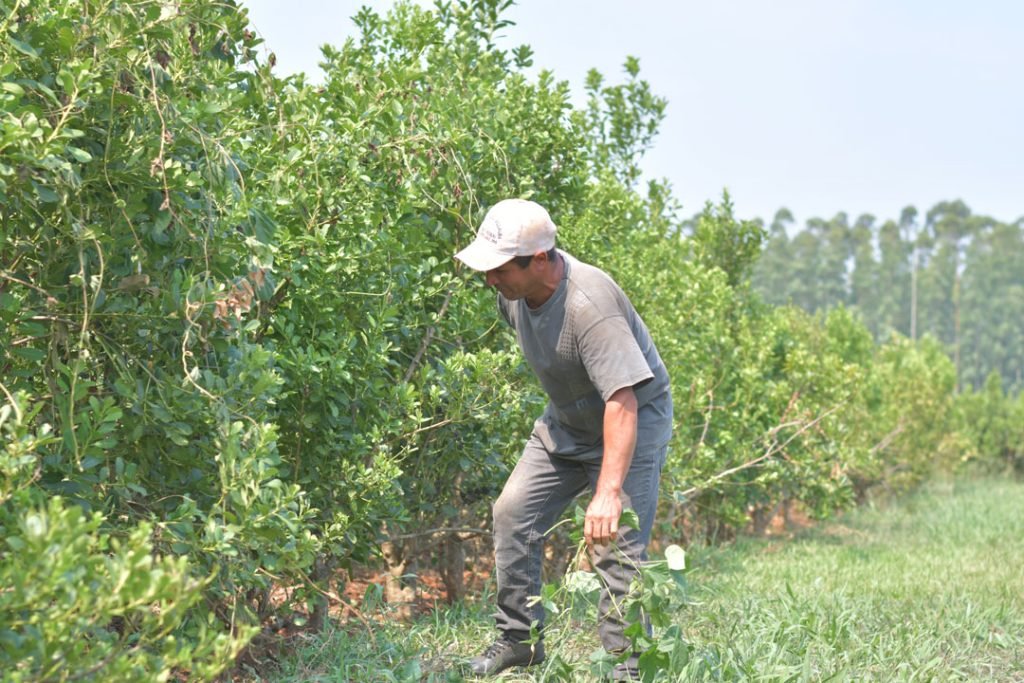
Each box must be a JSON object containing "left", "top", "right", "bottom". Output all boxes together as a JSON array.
[{"left": 585, "top": 385, "right": 638, "bottom": 546}]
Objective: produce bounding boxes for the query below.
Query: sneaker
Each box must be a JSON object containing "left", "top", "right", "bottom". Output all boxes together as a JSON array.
[{"left": 468, "top": 633, "right": 545, "bottom": 675}]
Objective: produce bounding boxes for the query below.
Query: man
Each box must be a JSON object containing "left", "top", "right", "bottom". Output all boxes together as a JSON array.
[{"left": 454, "top": 199, "right": 673, "bottom": 680}]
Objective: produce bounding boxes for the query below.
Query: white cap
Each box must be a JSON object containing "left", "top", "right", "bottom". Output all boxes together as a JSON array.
[{"left": 454, "top": 199, "right": 557, "bottom": 271}]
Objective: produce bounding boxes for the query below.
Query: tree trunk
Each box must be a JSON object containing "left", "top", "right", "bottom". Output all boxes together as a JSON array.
[
  {"left": 440, "top": 534, "right": 466, "bottom": 603},
  {"left": 308, "top": 555, "right": 332, "bottom": 633},
  {"left": 910, "top": 248, "right": 918, "bottom": 340},
  {"left": 381, "top": 537, "right": 417, "bottom": 619},
  {"left": 750, "top": 500, "right": 783, "bottom": 536},
  {"left": 953, "top": 274, "right": 961, "bottom": 393}
]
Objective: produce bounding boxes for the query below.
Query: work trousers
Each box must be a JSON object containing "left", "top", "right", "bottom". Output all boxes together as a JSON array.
[{"left": 492, "top": 432, "right": 667, "bottom": 653}]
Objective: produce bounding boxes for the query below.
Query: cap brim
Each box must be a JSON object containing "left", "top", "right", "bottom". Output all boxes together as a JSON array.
[{"left": 454, "top": 240, "right": 515, "bottom": 271}]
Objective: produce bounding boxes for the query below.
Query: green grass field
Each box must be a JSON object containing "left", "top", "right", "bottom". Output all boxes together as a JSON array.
[{"left": 264, "top": 478, "right": 1024, "bottom": 682}]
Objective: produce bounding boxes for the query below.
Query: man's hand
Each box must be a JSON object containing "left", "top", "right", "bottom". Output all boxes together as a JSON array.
[{"left": 585, "top": 489, "right": 623, "bottom": 546}]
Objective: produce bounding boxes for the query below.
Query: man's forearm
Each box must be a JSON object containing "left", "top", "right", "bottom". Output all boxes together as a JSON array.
[
  {"left": 597, "top": 387, "right": 638, "bottom": 494},
  {"left": 585, "top": 386, "right": 638, "bottom": 545}
]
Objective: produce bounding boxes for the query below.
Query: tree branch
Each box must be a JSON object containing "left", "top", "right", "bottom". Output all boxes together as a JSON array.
[
  {"left": 402, "top": 287, "right": 454, "bottom": 384},
  {"left": 676, "top": 405, "right": 842, "bottom": 500},
  {"left": 387, "top": 526, "right": 493, "bottom": 542}
]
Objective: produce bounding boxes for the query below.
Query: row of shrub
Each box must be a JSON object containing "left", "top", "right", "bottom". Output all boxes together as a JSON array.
[{"left": 1, "top": 0, "right": 1020, "bottom": 679}]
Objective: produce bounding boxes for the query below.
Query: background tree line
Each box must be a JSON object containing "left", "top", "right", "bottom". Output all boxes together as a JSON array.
[
  {"left": 750, "top": 202, "right": 1024, "bottom": 394},
  {"left": 1, "top": 0, "right": 1020, "bottom": 679}
]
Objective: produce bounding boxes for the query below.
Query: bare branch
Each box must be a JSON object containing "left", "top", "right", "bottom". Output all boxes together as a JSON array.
[
  {"left": 387, "top": 526, "right": 493, "bottom": 542},
  {"left": 402, "top": 287, "right": 455, "bottom": 384},
  {"left": 869, "top": 420, "right": 906, "bottom": 454},
  {"left": 676, "top": 405, "right": 842, "bottom": 500}
]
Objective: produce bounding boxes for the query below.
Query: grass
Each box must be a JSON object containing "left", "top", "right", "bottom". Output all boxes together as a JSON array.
[
  {"left": 678, "top": 476, "right": 1024, "bottom": 681},
  {"left": 260, "top": 477, "right": 1024, "bottom": 682}
]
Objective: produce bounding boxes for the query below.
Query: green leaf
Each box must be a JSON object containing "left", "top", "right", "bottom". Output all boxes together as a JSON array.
[
  {"left": 10, "top": 347, "right": 46, "bottom": 362},
  {"left": 35, "top": 184, "right": 60, "bottom": 203},
  {"left": 31, "top": 80, "right": 60, "bottom": 105},
  {"left": 573, "top": 504, "right": 586, "bottom": 528},
  {"left": 69, "top": 147, "right": 93, "bottom": 163},
  {"left": 563, "top": 570, "right": 600, "bottom": 597},
  {"left": 618, "top": 507, "right": 640, "bottom": 530},
  {"left": 19, "top": 322, "right": 46, "bottom": 337},
  {"left": 58, "top": 70, "right": 75, "bottom": 95},
  {"left": 246, "top": 208, "right": 277, "bottom": 243},
  {"left": 638, "top": 647, "right": 668, "bottom": 677},
  {"left": 57, "top": 26, "right": 77, "bottom": 51},
  {"left": 170, "top": 422, "right": 193, "bottom": 435},
  {"left": 1, "top": 82, "right": 25, "bottom": 96},
  {"left": 9, "top": 38, "right": 40, "bottom": 59},
  {"left": 201, "top": 100, "right": 227, "bottom": 115},
  {"left": 154, "top": 209, "right": 172, "bottom": 232}
]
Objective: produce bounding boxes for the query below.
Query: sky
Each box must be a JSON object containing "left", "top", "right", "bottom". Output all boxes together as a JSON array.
[{"left": 241, "top": 1, "right": 1024, "bottom": 226}]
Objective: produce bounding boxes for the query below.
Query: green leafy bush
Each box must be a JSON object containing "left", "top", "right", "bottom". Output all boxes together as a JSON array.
[
  {"left": 1, "top": 393, "right": 247, "bottom": 680},
  {"left": 0, "top": 0, "right": 993, "bottom": 678}
]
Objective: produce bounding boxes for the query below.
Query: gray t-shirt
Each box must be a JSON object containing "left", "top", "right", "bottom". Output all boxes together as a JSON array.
[{"left": 499, "top": 251, "right": 673, "bottom": 458}]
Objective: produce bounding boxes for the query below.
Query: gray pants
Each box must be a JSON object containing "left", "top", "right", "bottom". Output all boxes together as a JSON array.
[{"left": 492, "top": 433, "right": 667, "bottom": 653}]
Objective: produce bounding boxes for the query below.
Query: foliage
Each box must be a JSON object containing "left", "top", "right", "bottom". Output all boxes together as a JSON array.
[
  {"left": 1, "top": 393, "right": 247, "bottom": 680},
  {"left": 751, "top": 203, "right": 1024, "bottom": 394},
  {"left": 518, "top": 508, "right": 691, "bottom": 682},
  {"left": 1, "top": 0, "right": 318, "bottom": 675},
  {"left": 849, "top": 334, "right": 959, "bottom": 493},
  {"left": 0, "top": 0, "right": 1002, "bottom": 678},
  {"left": 955, "top": 372, "right": 1024, "bottom": 474},
  {"left": 689, "top": 192, "right": 765, "bottom": 288}
]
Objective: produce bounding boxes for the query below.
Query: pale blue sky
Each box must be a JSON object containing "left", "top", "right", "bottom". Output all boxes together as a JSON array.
[{"left": 242, "top": 1, "right": 1023, "bottom": 225}]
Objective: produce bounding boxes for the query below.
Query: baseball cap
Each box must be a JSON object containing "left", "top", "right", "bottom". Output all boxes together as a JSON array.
[{"left": 454, "top": 199, "right": 557, "bottom": 271}]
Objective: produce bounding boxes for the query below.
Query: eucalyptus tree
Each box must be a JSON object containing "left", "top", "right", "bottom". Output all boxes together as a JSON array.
[
  {"left": 787, "top": 227, "right": 823, "bottom": 311},
  {"left": 918, "top": 200, "right": 975, "bottom": 385},
  {"left": 900, "top": 206, "right": 923, "bottom": 340},
  {"left": 960, "top": 220, "right": 1024, "bottom": 392},
  {"left": 875, "top": 217, "right": 912, "bottom": 340},
  {"left": 849, "top": 213, "right": 879, "bottom": 333},
  {"left": 751, "top": 208, "right": 796, "bottom": 306}
]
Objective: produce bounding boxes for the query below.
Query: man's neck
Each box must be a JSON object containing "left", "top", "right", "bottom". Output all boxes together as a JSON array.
[{"left": 525, "top": 252, "right": 563, "bottom": 309}]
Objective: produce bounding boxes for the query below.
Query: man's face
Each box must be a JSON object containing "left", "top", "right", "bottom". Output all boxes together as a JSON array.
[{"left": 485, "top": 258, "right": 537, "bottom": 301}]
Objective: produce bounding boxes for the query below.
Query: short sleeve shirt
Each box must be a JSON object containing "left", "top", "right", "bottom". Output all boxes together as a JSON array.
[{"left": 498, "top": 251, "right": 673, "bottom": 458}]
